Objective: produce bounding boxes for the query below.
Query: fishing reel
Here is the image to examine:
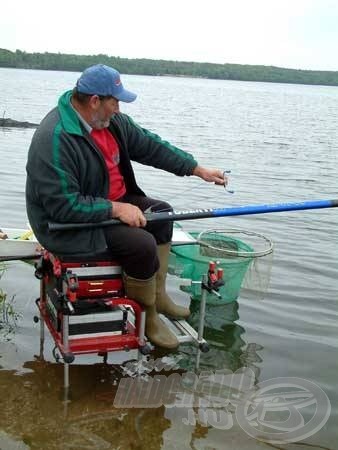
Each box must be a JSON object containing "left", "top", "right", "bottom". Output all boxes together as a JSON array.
[{"left": 202, "top": 261, "right": 225, "bottom": 298}]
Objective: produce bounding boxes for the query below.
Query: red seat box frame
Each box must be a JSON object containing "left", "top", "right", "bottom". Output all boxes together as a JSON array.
[{"left": 35, "top": 251, "right": 149, "bottom": 365}]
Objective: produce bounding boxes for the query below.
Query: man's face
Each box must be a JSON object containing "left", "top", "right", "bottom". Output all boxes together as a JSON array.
[{"left": 91, "top": 97, "right": 120, "bottom": 129}]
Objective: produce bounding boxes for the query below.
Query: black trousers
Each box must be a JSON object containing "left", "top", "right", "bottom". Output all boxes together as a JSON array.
[{"left": 104, "top": 194, "right": 173, "bottom": 279}]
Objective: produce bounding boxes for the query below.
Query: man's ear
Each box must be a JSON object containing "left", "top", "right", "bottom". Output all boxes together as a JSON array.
[{"left": 89, "top": 95, "right": 101, "bottom": 110}]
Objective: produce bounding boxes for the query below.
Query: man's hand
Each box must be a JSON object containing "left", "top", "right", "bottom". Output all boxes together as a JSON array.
[
  {"left": 112, "top": 202, "right": 147, "bottom": 227},
  {"left": 192, "top": 166, "right": 228, "bottom": 186}
]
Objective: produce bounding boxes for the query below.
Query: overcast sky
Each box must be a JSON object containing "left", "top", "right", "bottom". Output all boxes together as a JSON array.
[{"left": 2, "top": 0, "right": 338, "bottom": 71}]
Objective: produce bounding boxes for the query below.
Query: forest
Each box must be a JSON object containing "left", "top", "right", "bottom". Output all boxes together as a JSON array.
[{"left": 1, "top": 48, "right": 338, "bottom": 86}]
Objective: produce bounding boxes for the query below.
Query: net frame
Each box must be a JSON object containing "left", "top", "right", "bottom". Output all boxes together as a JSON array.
[{"left": 197, "top": 228, "right": 274, "bottom": 258}]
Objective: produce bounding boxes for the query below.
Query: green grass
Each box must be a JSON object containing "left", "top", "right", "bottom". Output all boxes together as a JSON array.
[{"left": 0, "top": 263, "right": 21, "bottom": 336}]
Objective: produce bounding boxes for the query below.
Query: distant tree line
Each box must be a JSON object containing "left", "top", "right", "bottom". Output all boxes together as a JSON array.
[{"left": 1, "top": 48, "right": 338, "bottom": 87}]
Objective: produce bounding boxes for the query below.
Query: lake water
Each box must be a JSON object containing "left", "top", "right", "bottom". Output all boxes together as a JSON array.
[{"left": 0, "top": 68, "right": 337, "bottom": 450}]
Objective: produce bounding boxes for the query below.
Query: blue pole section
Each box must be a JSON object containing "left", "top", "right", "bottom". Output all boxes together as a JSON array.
[
  {"left": 48, "top": 199, "right": 338, "bottom": 231},
  {"left": 145, "top": 198, "right": 337, "bottom": 222},
  {"left": 211, "top": 199, "right": 336, "bottom": 218}
]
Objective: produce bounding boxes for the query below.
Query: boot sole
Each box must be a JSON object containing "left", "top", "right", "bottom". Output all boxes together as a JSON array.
[{"left": 149, "top": 339, "right": 179, "bottom": 350}]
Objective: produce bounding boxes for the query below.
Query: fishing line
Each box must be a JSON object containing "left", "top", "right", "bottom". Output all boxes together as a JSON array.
[
  {"left": 153, "top": 168, "right": 234, "bottom": 212},
  {"left": 223, "top": 170, "right": 235, "bottom": 194}
]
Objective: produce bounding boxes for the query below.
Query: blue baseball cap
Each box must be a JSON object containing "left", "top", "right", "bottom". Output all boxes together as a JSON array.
[{"left": 76, "top": 64, "right": 137, "bottom": 103}]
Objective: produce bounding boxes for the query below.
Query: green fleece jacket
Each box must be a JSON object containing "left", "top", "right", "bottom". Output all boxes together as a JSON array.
[{"left": 25, "top": 91, "right": 198, "bottom": 256}]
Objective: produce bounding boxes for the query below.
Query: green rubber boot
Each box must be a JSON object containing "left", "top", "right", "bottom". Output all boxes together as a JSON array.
[
  {"left": 156, "top": 243, "right": 190, "bottom": 319},
  {"left": 123, "top": 273, "right": 179, "bottom": 349}
]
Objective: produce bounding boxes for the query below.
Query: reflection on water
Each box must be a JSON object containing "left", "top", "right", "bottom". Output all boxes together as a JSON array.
[
  {"left": 182, "top": 301, "right": 262, "bottom": 378},
  {"left": 0, "top": 364, "right": 261, "bottom": 450},
  {"left": 0, "top": 284, "right": 266, "bottom": 449},
  {"left": 0, "top": 264, "right": 265, "bottom": 450},
  {"left": 0, "top": 359, "right": 171, "bottom": 449}
]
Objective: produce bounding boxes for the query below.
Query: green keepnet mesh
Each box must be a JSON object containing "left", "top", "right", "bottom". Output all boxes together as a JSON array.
[{"left": 169, "top": 229, "right": 273, "bottom": 305}]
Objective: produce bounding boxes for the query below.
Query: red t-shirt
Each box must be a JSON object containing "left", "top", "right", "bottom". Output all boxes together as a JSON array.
[{"left": 90, "top": 128, "right": 126, "bottom": 200}]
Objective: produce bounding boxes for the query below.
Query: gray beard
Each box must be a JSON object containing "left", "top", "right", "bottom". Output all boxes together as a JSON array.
[{"left": 90, "top": 113, "right": 110, "bottom": 130}]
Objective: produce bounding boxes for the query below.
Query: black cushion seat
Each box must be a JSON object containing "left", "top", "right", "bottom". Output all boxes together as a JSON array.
[{"left": 55, "top": 250, "right": 116, "bottom": 263}]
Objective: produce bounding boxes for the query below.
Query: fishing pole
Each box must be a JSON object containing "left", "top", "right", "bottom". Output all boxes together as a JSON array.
[
  {"left": 0, "top": 254, "right": 41, "bottom": 262},
  {"left": 48, "top": 198, "right": 338, "bottom": 232}
]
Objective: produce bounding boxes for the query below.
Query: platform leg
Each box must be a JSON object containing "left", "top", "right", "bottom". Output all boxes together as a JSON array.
[
  {"left": 195, "top": 275, "right": 208, "bottom": 371},
  {"left": 39, "top": 311, "right": 45, "bottom": 359},
  {"left": 197, "top": 275, "right": 208, "bottom": 342},
  {"left": 62, "top": 315, "right": 70, "bottom": 389},
  {"left": 39, "top": 310, "right": 45, "bottom": 341},
  {"left": 64, "top": 363, "right": 70, "bottom": 390},
  {"left": 39, "top": 280, "right": 45, "bottom": 358}
]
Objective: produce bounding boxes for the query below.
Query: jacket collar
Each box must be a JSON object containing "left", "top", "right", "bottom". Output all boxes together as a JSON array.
[{"left": 58, "top": 90, "right": 84, "bottom": 136}]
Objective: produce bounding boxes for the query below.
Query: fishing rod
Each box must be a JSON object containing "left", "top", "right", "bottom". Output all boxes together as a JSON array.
[
  {"left": 0, "top": 254, "right": 41, "bottom": 262},
  {"left": 48, "top": 198, "right": 338, "bottom": 232}
]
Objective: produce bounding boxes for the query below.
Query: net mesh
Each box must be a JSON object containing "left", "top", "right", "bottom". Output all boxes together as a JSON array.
[{"left": 169, "top": 228, "right": 274, "bottom": 305}]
